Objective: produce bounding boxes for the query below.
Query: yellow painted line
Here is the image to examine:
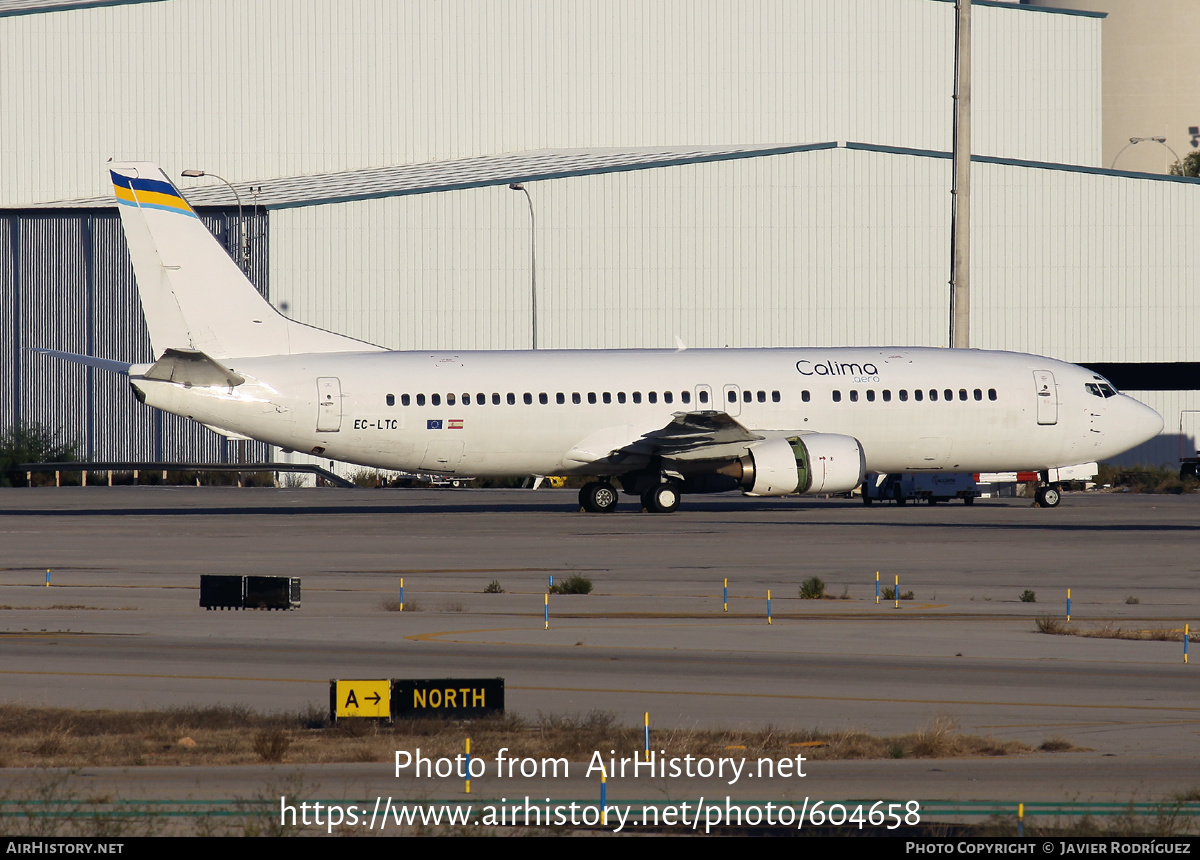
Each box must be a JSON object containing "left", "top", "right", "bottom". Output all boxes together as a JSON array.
[
  {"left": 508, "top": 685, "right": 1200, "bottom": 714},
  {"left": 0, "top": 669, "right": 324, "bottom": 685}
]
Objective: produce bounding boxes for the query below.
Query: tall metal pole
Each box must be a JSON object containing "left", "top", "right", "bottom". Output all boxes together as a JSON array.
[
  {"left": 181, "top": 169, "right": 249, "bottom": 274},
  {"left": 950, "top": 0, "right": 972, "bottom": 349},
  {"left": 509, "top": 183, "right": 537, "bottom": 349}
]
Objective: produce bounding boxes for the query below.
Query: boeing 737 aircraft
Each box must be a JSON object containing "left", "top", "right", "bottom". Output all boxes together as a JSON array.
[{"left": 39, "top": 163, "right": 1163, "bottom": 512}]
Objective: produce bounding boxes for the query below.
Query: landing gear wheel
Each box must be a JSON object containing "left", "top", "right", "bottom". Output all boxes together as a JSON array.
[
  {"left": 862, "top": 492, "right": 873, "bottom": 505},
  {"left": 963, "top": 495, "right": 974, "bottom": 506},
  {"left": 1035, "top": 485, "right": 1061, "bottom": 508},
  {"left": 579, "top": 481, "right": 619, "bottom": 513},
  {"left": 893, "top": 484, "right": 906, "bottom": 506},
  {"left": 641, "top": 483, "right": 681, "bottom": 514}
]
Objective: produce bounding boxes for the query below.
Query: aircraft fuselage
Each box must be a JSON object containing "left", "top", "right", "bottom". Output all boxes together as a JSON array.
[{"left": 130, "top": 345, "right": 1162, "bottom": 479}]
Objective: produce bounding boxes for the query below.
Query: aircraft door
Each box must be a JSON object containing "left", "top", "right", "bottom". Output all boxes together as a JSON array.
[
  {"left": 316, "top": 377, "right": 342, "bottom": 432},
  {"left": 722, "top": 384, "right": 742, "bottom": 416},
  {"left": 1033, "top": 371, "right": 1058, "bottom": 425}
]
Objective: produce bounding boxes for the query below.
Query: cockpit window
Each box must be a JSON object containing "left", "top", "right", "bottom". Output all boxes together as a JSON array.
[
  {"left": 1086, "top": 382, "right": 1118, "bottom": 399},
  {"left": 1091, "top": 375, "right": 1119, "bottom": 397}
]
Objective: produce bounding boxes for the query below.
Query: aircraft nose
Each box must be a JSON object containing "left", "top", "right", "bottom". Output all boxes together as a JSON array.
[{"left": 1118, "top": 396, "right": 1164, "bottom": 451}]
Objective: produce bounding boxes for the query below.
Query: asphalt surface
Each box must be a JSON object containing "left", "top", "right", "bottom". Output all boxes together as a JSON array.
[{"left": 1, "top": 486, "right": 1197, "bottom": 825}]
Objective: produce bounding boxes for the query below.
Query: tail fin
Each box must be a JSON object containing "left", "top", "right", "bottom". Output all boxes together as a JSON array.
[{"left": 109, "top": 163, "right": 379, "bottom": 359}]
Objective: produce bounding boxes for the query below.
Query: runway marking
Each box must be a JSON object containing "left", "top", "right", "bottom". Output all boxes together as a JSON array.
[
  {"left": 508, "top": 685, "right": 1200, "bottom": 714},
  {"left": 0, "top": 669, "right": 323, "bottom": 685}
]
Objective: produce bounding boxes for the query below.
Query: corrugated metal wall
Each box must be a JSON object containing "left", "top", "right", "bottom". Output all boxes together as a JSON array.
[
  {"left": 0, "top": 209, "right": 271, "bottom": 463},
  {"left": 270, "top": 146, "right": 1200, "bottom": 356},
  {"left": 0, "top": 0, "right": 1100, "bottom": 204}
]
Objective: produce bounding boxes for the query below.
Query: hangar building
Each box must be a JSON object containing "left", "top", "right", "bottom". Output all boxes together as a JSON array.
[{"left": 2, "top": 0, "right": 1195, "bottom": 469}]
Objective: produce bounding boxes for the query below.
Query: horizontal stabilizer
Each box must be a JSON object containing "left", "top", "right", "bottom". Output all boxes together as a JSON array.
[
  {"left": 141, "top": 348, "right": 245, "bottom": 388},
  {"left": 31, "top": 348, "right": 132, "bottom": 375}
]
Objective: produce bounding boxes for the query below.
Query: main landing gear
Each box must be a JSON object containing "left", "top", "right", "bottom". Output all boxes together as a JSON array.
[
  {"left": 578, "top": 476, "right": 683, "bottom": 514},
  {"left": 640, "top": 481, "right": 681, "bottom": 514},
  {"left": 579, "top": 481, "right": 619, "bottom": 513}
]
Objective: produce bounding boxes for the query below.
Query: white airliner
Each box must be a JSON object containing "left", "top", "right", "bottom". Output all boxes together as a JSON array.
[{"left": 39, "top": 163, "right": 1163, "bottom": 512}]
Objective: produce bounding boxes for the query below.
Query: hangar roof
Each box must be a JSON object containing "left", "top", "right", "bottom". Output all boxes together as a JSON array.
[{"left": 30, "top": 144, "right": 834, "bottom": 210}]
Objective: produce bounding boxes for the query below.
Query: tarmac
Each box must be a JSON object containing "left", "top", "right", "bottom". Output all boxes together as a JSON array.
[{"left": 1, "top": 486, "right": 1197, "bottom": 828}]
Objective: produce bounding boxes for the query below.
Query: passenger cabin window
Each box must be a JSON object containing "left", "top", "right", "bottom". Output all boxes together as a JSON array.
[
  {"left": 929, "top": 390, "right": 937, "bottom": 402},
  {"left": 973, "top": 389, "right": 982, "bottom": 401},
  {"left": 882, "top": 390, "right": 891, "bottom": 402},
  {"left": 401, "top": 394, "right": 411, "bottom": 406},
  {"left": 588, "top": 392, "right": 597, "bottom": 404},
  {"left": 572, "top": 392, "right": 581, "bottom": 404},
  {"left": 632, "top": 392, "right": 642, "bottom": 404},
  {"left": 800, "top": 391, "right": 809, "bottom": 402},
  {"left": 386, "top": 394, "right": 395, "bottom": 406},
  {"left": 555, "top": 393, "right": 565, "bottom": 405},
  {"left": 898, "top": 390, "right": 907, "bottom": 402},
  {"left": 417, "top": 393, "right": 426, "bottom": 406},
  {"left": 617, "top": 392, "right": 627, "bottom": 404},
  {"left": 681, "top": 391, "right": 691, "bottom": 404},
  {"left": 663, "top": 391, "right": 673, "bottom": 404},
  {"left": 958, "top": 389, "right": 967, "bottom": 401},
  {"left": 603, "top": 392, "right": 612, "bottom": 404},
  {"left": 866, "top": 390, "right": 875, "bottom": 402},
  {"left": 849, "top": 390, "right": 859, "bottom": 402},
  {"left": 773, "top": 390, "right": 781, "bottom": 402},
  {"left": 539, "top": 393, "right": 548, "bottom": 405},
  {"left": 648, "top": 391, "right": 657, "bottom": 403},
  {"left": 832, "top": 390, "right": 842, "bottom": 403},
  {"left": 988, "top": 389, "right": 997, "bottom": 401},
  {"left": 507, "top": 393, "right": 516, "bottom": 405},
  {"left": 431, "top": 394, "right": 441, "bottom": 406},
  {"left": 698, "top": 391, "right": 709, "bottom": 404},
  {"left": 524, "top": 393, "right": 533, "bottom": 405},
  {"left": 446, "top": 393, "right": 455, "bottom": 406}
]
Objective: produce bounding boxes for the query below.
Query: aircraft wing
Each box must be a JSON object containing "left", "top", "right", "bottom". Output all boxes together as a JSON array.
[
  {"left": 636, "top": 410, "right": 764, "bottom": 454},
  {"left": 566, "top": 411, "right": 803, "bottom": 466}
]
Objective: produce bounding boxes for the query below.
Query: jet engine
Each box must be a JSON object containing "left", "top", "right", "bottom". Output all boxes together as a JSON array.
[{"left": 729, "top": 434, "right": 865, "bottom": 496}]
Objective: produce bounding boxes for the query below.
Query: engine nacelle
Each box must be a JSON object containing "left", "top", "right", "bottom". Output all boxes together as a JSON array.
[{"left": 742, "top": 434, "right": 865, "bottom": 496}]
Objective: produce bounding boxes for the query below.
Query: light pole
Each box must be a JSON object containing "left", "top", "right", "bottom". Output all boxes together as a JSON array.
[
  {"left": 181, "top": 169, "right": 249, "bottom": 274},
  {"left": 1110, "top": 136, "right": 1183, "bottom": 173},
  {"left": 509, "top": 183, "right": 537, "bottom": 350}
]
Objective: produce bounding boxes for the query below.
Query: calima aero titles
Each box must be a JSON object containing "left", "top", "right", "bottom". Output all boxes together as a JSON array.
[{"left": 38, "top": 164, "right": 1163, "bottom": 512}]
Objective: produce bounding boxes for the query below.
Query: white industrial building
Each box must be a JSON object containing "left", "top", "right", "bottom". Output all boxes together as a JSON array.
[{"left": 2, "top": 0, "right": 1195, "bottom": 469}]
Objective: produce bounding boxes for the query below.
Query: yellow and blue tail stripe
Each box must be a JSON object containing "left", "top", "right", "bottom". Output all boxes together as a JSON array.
[{"left": 110, "top": 171, "right": 197, "bottom": 218}]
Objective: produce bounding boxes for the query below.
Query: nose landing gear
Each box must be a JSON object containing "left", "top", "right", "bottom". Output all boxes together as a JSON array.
[{"left": 1034, "top": 482, "right": 1062, "bottom": 508}]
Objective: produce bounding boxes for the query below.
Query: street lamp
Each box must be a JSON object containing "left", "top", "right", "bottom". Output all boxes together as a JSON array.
[
  {"left": 181, "top": 169, "right": 249, "bottom": 274},
  {"left": 509, "top": 183, "right": 537, "bottom": 350},
  {"left": 1110, "top": 136, "right": 1183, "bottom": 173}
]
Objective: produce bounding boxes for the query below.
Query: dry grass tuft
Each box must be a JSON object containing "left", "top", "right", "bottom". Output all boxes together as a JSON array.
[
  {"left": 1035, "top": 617, "right": 1184, "bottom": 641},
  {"left": 0, "top": 704, "right": 1045, "bottom": 769},
  {"left": 251, "top": 729, "right": 291, "bottom": 763},
  {"left": 1039, "top": 736, "right": 1076, "bottom": 752}
]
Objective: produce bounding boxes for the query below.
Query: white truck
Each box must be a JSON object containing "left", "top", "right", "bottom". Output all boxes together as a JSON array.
[{"left": 861, "top": 472, "right": 978, "bottom": 505}]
